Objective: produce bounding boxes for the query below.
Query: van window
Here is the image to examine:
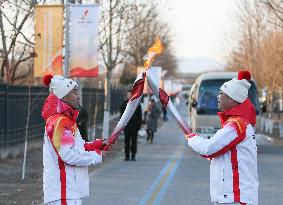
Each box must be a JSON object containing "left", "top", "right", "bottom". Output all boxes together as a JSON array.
[{"left": 197, "top": 79, "right": 260, "bottom": 115}]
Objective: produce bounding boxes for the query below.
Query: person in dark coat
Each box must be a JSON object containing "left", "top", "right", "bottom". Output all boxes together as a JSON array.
[
  {"left": 146, "top": 97, "right": 162, "bottom": 143},
  {"left": 77, "top": 105, "right": 89, "bottom": 142},
  {"left": 120, "top": 90, "right": 142, "bottom": 161}
]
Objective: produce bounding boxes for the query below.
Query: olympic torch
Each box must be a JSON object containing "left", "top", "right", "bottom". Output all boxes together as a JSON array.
[
  {"left": 143, "top": 38, "right": 192, "bottom": 137},
  {"left": 146, "top": 68, "right": 192, "bottom": 136},
  {"left": 102, "top": 72, "right": 145, "bottom": 151},
  {"left": 101, "top": 38, "right": 164, "bottom": 150}
]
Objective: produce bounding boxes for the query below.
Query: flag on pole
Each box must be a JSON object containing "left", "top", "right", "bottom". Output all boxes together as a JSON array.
[
  {"left": 69, "top": 5, "right": 99, "bottom": 77},
  {"left": 34, "top": 5, "right": 64, "bottom": 77}
]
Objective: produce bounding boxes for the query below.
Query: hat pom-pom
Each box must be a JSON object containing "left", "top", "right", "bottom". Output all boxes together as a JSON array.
[
  {"left": 238, "top": 71, "right": 251, "bottom": 80},
  {"left": 43, "top": 74, "right": 53, "bottom": 87}
]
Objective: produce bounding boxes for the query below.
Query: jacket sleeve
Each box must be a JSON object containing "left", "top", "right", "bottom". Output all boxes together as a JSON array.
[
  {"left": 187, "top": 123, "right": 246, "bottom": 158},
  {"left": 47, "top": 118, "right": 102, "bottom": 166},
  {"left": 59, "top": 144, "right": 102, "bottom": 166}
]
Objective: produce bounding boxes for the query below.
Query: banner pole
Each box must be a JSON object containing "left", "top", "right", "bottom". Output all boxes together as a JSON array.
[{"left": 64, "top": 1, "right": 70, "bottom": 77}]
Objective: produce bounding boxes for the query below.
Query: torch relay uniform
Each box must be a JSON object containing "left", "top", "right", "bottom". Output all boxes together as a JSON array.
[
  {"left": 42, "top": 75, "right": 103, "bottom": 204},
  {"left": 187, "top": 72, "right": 259, "bottom": 205}
]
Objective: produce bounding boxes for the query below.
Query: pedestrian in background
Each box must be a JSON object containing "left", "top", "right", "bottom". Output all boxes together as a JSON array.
[
  {"left": 266, "top": 98, "right": 274, "bottom": 133},
  {"left": 146, "top": 97, "right": 162, "bottom": 143},
  {"left": 187, "top": 71, "right": 258, "bottom": 205},
  {"left": 120, "top": 90, "right": 142, "bottom": 161},
  {"left": 42, "top": 74, "right": 108, "bottom": 205},
  {"left": 162, "top": 106, "right": 168, "bottom": 121},
  {"left": 77, "top": 105, "right": 89, "bottom": 142},
  {"left": 274, "top": 95, "right": 283, "bottom": 138}
]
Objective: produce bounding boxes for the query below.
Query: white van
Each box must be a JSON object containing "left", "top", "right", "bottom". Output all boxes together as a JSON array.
[{"left": 189, "top": 72, "right": 260, "bottom": 138}]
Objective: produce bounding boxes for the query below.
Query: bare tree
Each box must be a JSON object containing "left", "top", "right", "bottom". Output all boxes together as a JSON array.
[
  {"left": 226, "top": 0, "right": 283, "bottom": 97},
  {"left": 262, "top": 0, "right": 283, "bottom": 27},
  {"left": 96, "top": 0, "right": 158, "bottom": 137},
  {"left": 122, "top": 3, "right": 177, "bottom": 81},
  {"left": 0, "top": 0, "right": 46, "bottom": 85},
  {"left": 226, "top": 0, "right": 267, "bottom": 86}
]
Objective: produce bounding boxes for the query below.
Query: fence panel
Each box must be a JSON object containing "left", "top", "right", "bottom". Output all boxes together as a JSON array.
[
  {"left": 110, "top": 85, "right": 127, "bottom": 115},
  {"left": 0, "top": 84, "right": 127, "bottom": 147},
  {"left": 0, "top": 85, "right": 7, "bottom": 146},
  {"left": 0, "top": 84, "right": 49, "bottom": 147}
]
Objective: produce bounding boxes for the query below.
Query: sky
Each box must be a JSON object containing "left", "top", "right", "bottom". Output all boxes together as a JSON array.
[{"left": 159, "top": 0, "right": 237, "bottom": 73}]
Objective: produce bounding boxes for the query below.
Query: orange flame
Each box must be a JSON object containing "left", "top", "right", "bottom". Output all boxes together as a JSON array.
[
  {"left": 144, "top": 38, "right": 163, "bottom": 69},
  {"left": 149, "top": 38, "right": 163, "bottom": 54}
]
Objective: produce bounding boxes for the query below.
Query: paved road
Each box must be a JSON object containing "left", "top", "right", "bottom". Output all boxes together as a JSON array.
[{"left": 84, "top": 103, "right": 283, "bottom": 205}]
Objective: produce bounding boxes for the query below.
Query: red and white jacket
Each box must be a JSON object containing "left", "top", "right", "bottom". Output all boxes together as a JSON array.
[
  {"left": 187, "top": 99, "right": 258, "bottom": 205},
  {"left": 42, "top": 94, "right": 103, "bottom": 204}
]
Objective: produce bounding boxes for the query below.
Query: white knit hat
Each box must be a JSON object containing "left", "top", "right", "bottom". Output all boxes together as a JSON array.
[
  {"left": 43, "top": 74, "right": 78, "bottom": 99},
  {"left": 220, "top": 71, "right": 251, "bottom": 103}
]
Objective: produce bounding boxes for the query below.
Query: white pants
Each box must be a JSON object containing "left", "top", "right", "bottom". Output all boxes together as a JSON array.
[{"left": 47, "top": 199, "right": 82, "bottom": 205}]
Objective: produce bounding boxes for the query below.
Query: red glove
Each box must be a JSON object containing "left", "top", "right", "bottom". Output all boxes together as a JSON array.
[
  {"left": 98, "top": 139, "right": 113, "bottom": 151},
  {"left": 185, "top": 133, "right": 199, "bottom": 139},
  {"left": 84, "top": 139, "right": 103, "bottom": 151}
]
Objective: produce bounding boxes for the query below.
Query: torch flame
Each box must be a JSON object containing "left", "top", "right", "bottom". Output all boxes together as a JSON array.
[
  {"left": 149, "top": 38, "right": 163, "bottom": 54},
  {"left": 144, "top": 37, "right": 163, "bottom": 69}
]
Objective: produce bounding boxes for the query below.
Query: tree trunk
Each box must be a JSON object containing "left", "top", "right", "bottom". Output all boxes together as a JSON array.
[{"left": 102, "top": 69, "right": 112, "bottom": 138}]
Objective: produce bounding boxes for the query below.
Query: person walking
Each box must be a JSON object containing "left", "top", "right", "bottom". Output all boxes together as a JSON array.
[
  {"left": 120, "top": 90, "right": 142, "bottom": 161},
  {"left": 186, "top": 71, "right": 258, "bottom": 205},
  {"left": 42, "top": 74, "right": 109, "bottom": 205},
  {"left": 146, "top": 97, "right": 162, "bottom": 143},
  {"left": 162, "top": 106, "right": 168, "bottom": 121}
]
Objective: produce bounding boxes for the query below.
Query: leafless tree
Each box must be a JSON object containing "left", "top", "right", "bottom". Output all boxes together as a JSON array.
[
  {"left": 262, "top": 0, "right": 283, "bottom": 27},
  {"left": 121, "top": 2, "right": 177, "bottom": 84},
  {"left": 226, "top": 0, "right": 283, "bottom": 98},
  {"left": 96, "top": 0, "right": 162, "bottom": 135},
  {"left": 0, "top": 0, "right": 47, "bottom": 85}
]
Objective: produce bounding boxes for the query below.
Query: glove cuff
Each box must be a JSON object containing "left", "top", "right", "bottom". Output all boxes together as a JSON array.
[{"left": 186, "top": 133, "right": 199, "bottom": 139}]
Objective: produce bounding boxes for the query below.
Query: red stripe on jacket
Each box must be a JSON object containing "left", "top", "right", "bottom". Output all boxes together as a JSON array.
[
  {"left": 200, "top": 117, "right": 247, "bottom": 159},
  {"left": 58, "top": 159, "right": 67, "bottom": 205},
  {"left": 231, "top": 147, "right": 240, "bottom": 202},
  {"left": 203, "top": 117, "right": 247, "bottom": 202}
]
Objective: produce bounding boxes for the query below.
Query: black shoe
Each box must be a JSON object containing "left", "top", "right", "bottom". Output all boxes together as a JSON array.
[
  {"left": 131, "top": 157, "right": 136, "bottom": 161},
  {"left": 124, "top": 157, "right": 129, "bottom": 161}
]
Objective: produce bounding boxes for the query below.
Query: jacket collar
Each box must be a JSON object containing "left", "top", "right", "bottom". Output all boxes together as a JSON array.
[
  {"left": 217, "top": 98, "right": 256, "bottom": 127},
  {"left": 42, "top": 93, "right": 79, "bottom": 122}
]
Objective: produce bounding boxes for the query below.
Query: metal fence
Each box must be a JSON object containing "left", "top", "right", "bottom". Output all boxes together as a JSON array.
[{"left": 0, "top": 84, "right": 127, "bottom": 147}]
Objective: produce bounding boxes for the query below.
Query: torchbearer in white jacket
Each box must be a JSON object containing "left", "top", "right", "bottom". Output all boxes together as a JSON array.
[
  {"left": 187, "top": 71, "right": 259, "bottom": 205},
  {"left": 41, "top": 74, "right": 109, "bottom": 205}
]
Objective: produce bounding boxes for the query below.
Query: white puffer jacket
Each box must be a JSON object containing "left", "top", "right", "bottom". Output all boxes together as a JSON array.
[
  {"left": 188, "top": 122, "right": 258, "bottom": 204},
  {"left": 187, "top": 100, "right": 259, "bottom": 204},
  {"left": 42, "top": 94, "right": 102, "bottom": 203}
]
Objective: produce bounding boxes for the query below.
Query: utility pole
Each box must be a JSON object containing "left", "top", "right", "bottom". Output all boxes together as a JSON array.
[{"left": 64, "top": 0, "right": 70, "bottom": 77}]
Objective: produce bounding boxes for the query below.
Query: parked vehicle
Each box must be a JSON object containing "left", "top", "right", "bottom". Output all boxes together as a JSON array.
[{"left": 189, "top": 72, "right": 260, "bottom": 138}]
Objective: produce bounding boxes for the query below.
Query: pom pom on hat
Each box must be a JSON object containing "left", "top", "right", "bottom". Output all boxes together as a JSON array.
[
  {"left": 238, "top": 71, "right": 251, "bottom": 80},
  {"left": 43, "top": 74, "right": 53, "bottom": 87},
  {"left": 220, "top": 71, "right": 252, "bottom": 103}
]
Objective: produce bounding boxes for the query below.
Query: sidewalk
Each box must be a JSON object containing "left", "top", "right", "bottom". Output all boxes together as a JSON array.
[
  {"left": 257, "top": 116, "right": 283, "bottom": 148},
  {"left": 0, "top": 116, "right": 122, "bottom": 205},
  {"left": 256, "top": 128, "right": 283, "bottom": 148}
]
